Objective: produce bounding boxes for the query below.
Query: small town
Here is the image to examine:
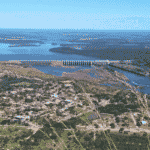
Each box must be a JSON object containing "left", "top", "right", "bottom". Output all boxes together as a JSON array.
[{"left": 0, "top": 61, "right": 150, "bottom": 149}]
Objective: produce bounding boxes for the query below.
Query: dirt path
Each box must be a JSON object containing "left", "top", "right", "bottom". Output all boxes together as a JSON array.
[
  {"left": 130, "top": 112, "right": 137, "bottom": 127},
  {"left": 26, "top": 121, "right": 43, "bottom": 134}
]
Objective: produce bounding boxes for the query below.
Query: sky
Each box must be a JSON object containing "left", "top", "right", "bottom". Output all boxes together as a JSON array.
[{"left": 0, "top": 0, "right": 150, "bottom": 30}]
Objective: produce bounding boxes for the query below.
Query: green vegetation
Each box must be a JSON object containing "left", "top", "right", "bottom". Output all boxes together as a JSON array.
[
  {"left": 74, "top": 107, "right": 84, "bottom": 115},
  {"left": 0, "top": 125, "right": 33, "bottom": 149},
  {"left": 80, "top": 112, "right": 93, "bottom": 123},
  {"left": 67, "top": 106, "right": 76, "bottom": 115},
  {"left": 63, "top": 117, "right": 87, "bottom": 129},
  {"left": 83, "top": 100, "right": 89, "bottom": 106}
]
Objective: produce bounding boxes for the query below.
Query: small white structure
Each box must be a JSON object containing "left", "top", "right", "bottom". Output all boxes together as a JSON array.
[
  {"left": 52, "top": 94, "right": 58, "bottom": 97},
  {"left": 10, "top": 91, "right": 17, "bottom": 94}
]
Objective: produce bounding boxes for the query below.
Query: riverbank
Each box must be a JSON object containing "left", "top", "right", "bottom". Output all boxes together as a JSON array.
[{"left": 109, "top": 62, "right": 150, "bottom": 77}]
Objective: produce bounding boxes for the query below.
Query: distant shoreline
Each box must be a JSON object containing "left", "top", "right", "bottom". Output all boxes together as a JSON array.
[{"left": 49, "top": 47, "right": 150, "bottom": 60}]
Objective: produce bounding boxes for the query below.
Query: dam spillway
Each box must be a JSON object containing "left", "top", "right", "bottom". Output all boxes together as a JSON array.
[{"left": 63, "top": 60, "right": 93, "bottom": 66}]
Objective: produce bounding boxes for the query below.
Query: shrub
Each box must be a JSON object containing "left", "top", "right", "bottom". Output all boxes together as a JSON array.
[{"left": 143, "top": 132, "right": 148, "bottom": 137}]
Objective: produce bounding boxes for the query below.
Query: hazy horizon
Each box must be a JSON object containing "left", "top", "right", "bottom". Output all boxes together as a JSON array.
[{"left": 1, "top": 28, "right": 150, "bottom": 31}]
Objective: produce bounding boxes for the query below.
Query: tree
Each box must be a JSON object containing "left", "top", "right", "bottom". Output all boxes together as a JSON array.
[
  {"left": 18, "top": 119, "right": 21, "bottom": 125},
  {"left": 144, "top": 116, "right": 149, "bottom": 120},
  {"left": 122, "top": 121, "right": 129, "bottom": 127},
  {"left": 115, "top": 117, "right": 120, "bottom": 123},
  {"left": 124, "top": 116, "right": 128, "bottom": 120},
  {"left": 16, "top": 109, "right": 20, "bottom": 115},
  {"left": 143, "top": 132, "right": 148, "bottom": 137},
  {"left": 107, "top": 129, "right": 110, "bottom": 133},
  {"left": 136, "top": 121, "right": 142, "bottom": 127},
  {"left": 56, "top": 109, "right": 62, "bottom": 116},
  {"left": 94, "top": 124, "right": 99, "bottom": 128},
  {"left": 119, "top": 128, "right": 124, "bottom": 133},
  {"left": 110, "top": 123, "right": 115, "bottom": 128},
  {"left": 24, "top": 123, "right": 29, "bottom": 126},
  {"left": 30, "top": 116, "right": 34, "bottom": 121}
]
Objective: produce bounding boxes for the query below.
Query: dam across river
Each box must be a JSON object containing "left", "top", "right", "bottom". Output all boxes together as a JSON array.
[{"left": 5, "top": 59, "right": 132, "bottom": 67}]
